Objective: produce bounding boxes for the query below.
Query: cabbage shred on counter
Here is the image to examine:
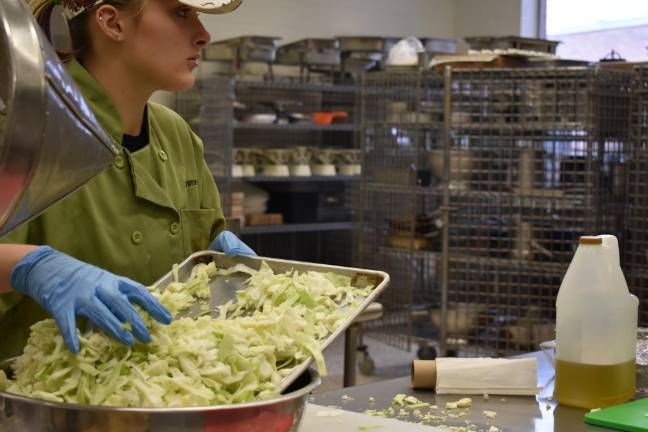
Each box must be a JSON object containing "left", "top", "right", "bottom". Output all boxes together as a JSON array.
[{"left": 0, "top": 261, "right": 374, "bottom": 407}]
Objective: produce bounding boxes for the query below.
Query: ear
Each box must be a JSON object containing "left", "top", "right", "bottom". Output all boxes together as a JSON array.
[{"left": 93, "top": 5, "right": 125, "bottom": 42}]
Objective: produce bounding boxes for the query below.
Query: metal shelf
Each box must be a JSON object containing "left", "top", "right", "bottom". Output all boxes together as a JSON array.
[
  {"left": 448, "top": 253, "right": 567, "bottom": 274},
  {"left": 241, "top": 221, "right": 353, "bottom": 235},
  {"left": 355, "top": 67, "right": 632, "bottom": 355},
  {"left": 235, "top": 80, "right": 359, "bottom": 93},
  {"left": 234, "top": 122, "right": 357, "bottom": 132},
  {"left": 362, "top": 182, "right": 443, "bottom": 196},
  {"left": 451, "top": 124, "right": 588, "bottom": 137},
  {"left": 447, "top": 189, "right": 580, "bottom": 210},
  {"left": 234, "top": 175, "right": 361, "bottom": 183},
  {"left": 379, "top": 246, "right": 442, "bottom": 258},
  {"left": 364, "top": 121, "right": 444, "bottom": 130}
]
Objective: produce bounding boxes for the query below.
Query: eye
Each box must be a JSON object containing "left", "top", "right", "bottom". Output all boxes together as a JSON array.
[{"left": 176, "top": 7, "right": 192, "bottom": 18}]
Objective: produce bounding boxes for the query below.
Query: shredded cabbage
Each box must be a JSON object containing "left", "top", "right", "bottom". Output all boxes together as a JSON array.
[{"left": 0, "top": 261, "right": 374, "bottom": 407}]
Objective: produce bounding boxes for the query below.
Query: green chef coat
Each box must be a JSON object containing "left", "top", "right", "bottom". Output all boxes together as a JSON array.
[{"left": 0, "top": 59, "right": 226, "bottom": 359}]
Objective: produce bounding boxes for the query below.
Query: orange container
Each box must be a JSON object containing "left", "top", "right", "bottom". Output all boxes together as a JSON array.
[{"left": 311, "top": 111, "right": 348, "bottom": 125}]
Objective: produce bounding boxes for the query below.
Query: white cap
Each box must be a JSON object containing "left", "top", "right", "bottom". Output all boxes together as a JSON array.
[
  {"left": 63, "top": 0, "right": 241, "bottom": 20},
  {"left": 177, "top": 0, "right": 242, "bottom": 14}
]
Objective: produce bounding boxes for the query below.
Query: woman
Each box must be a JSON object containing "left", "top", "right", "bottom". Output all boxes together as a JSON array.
[{"left": 0, "top": 0, "right": 253, "bottom": 357}]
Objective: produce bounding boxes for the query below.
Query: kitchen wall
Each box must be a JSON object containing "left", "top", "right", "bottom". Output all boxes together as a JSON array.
[
  {"left": 200, "top": 0, "right": 456, "bottom": 44},
  {"left": 454, "top": 0, "right": 524, "bottom": 39},
  {"left": 452, "top": 0, "right": 543, "bottom": 51}
]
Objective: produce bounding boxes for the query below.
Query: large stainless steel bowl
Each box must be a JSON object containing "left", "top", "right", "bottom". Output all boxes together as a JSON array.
[{"left": 0, "top": 364, "right": 320, "bottom": 432}]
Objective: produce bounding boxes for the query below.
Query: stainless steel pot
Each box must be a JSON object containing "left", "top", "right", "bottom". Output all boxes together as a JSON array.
[
  {"left": 0, "top": 364, "right": 320, "bottom": 432},
  {"left": 0, "top": 0, "right": 117, "bottom": 237}
]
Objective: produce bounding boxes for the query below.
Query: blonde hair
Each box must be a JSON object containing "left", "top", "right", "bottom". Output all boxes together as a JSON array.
[{"left": 29, "top": 0, "right": 145, "bottom": 62}]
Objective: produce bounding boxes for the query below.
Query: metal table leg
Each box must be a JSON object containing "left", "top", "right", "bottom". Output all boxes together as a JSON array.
[
  {"left": 343, "top": 302, "right": 383, "bottom": 387},
  {"left": 343, "top": 323, "right": 360, "bottom": 387}
]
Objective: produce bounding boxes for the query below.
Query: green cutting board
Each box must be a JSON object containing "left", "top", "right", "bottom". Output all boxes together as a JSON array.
[{"left": 584, "top": 398, "right": 648, "bottom": 432}]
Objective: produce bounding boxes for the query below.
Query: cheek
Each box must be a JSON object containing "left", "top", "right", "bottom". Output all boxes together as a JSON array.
[{"left": 130, "top": 38, "right": 195, "bottom": 91}]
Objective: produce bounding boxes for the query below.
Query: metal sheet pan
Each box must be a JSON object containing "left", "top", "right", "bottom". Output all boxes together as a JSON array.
[{"left": 151, "top": 251, "right": 390, "bottom": 393}]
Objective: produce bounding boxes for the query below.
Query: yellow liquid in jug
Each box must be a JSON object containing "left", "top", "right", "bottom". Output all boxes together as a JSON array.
[{"left": 555, "top": 359, "right": 636, "bottom": 409}]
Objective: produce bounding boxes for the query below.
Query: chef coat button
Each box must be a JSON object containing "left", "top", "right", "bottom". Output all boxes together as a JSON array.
[
  {"left": 158, "top": 150, "right": 168, "bottom": 162},
  {"left": 131, "top": 231, "right": 143, "bottom": 245},
  {"left": 114, "top": 155, "right": 125, "bottom": 169},
  {"left": 169, "top": 222, "right": 180, "bottom": 235}
]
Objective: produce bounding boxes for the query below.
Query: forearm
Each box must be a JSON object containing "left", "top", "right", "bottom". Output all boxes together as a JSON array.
[{"left": 0, "top": 245, "right": 39, "bottom": 294}]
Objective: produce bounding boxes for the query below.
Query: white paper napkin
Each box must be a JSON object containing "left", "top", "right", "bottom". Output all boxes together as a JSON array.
[{"left": 436, "top": 357, "right": 541, "bottom": 395}]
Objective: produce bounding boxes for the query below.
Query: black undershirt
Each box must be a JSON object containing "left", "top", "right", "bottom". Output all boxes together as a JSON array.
[{"left": 121, "top": 107, "right": 149, "bottom": 153}]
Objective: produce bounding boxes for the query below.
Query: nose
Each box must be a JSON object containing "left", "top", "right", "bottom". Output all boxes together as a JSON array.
[{"left": 193, "top": 17, "right": 211, "bottom": 49}]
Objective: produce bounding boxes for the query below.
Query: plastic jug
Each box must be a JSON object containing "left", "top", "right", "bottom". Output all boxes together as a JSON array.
[{"left": 555, "top": 235, "right": 638, "bottom": 409}]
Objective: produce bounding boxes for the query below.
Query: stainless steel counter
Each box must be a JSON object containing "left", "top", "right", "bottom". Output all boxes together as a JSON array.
[{"left": 311, "top": 351, "right": 617, "bottom": 431}]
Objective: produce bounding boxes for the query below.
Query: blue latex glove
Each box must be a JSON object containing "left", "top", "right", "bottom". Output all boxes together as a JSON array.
[
  {"left": 11, "top": 246, "right": 172, "bottom": 354},
  {"left": 209, "top": 231, "right": 256, "bottom": 257}
]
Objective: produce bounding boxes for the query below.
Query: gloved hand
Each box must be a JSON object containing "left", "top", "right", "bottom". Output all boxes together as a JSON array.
[
  {"left": 11, "top": 246, "right": 172, "bottom": 354},
  {"left": 209, "top": 231, "right": 256, "bottom": 257}
]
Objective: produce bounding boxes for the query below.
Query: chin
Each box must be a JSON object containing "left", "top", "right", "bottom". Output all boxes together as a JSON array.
[{"left": 164, "top": 75, "right": 196, "bottom": 92}]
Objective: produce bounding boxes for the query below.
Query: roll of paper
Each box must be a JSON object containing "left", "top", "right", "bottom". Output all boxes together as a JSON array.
[
  {"left": 411, "top": 357, "right": 541, "bottom": 395},
  {"left": 411, "top": 360, "right": 437, "bottom": 389}
]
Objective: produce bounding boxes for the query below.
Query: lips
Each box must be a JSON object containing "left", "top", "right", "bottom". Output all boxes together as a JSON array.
[{"left": 188, "top": 55, "right": 200, "bottom": 69}]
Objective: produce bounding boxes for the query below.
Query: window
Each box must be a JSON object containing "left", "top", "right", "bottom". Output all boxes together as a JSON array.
[{"left": 547, "top": 0, "right": 648, "bottom": 62}]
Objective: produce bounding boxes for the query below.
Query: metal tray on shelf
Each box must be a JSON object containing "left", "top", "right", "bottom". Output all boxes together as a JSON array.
[
  {"left": 464, "top": 36, "right": 560, "bottom": 54},
  {"left": 276, "top": 38, "right": 341, "bottom": 66},
  {"left": 152, "top": 251, "right": 390, "bottom": 393},
  {"left": 336, "top": 36, "right": 400, "bottom": 53},
  {"left": 420, "top": 37, "right": 458, "bottom": 54},
  {"left": 202, "top": 36, "right": 282, "bottom": 63}
]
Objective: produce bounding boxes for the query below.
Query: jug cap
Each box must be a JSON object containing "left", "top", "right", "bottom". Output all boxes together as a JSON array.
[{"left": 579, "top": 236, "right": 603, "bottom": 245}]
